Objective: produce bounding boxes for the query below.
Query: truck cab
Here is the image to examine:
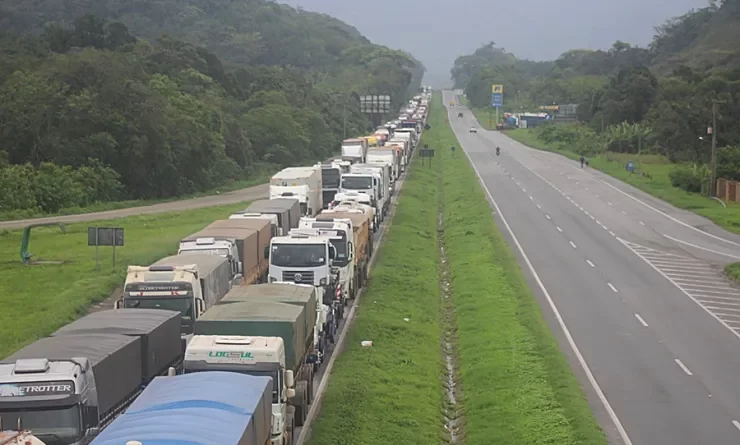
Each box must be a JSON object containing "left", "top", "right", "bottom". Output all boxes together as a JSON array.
[
  {"left": 339, "top": 172, "right": 383, "bottom": 222},
  {"left": 298, "top": 219, "right": 354, "bottom": 304},
  {"left": 267, "top": 233, "right": 337, "bottom": 290},
  {"left": 349, "top": 165, "right": 388, "bottom": 220},
  {"left": 315, "top": 163, "right": 341, "bottom": 211},
  {"left": 0, "top": 359, "right": 94, "bottom": 445},
  {"left": 178, "top": 237, "right": 242, "bottom": 285},
  {"left": 269, "top": 185, "right": 311, "bottom": 216},
  {"left": 183, "top": 335, "right": 295, "bottom": 445},
  {"left": 118, "top": 265, "right": 205, "bottom": 334}
]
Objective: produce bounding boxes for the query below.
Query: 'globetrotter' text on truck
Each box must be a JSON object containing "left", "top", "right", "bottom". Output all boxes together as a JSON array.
[
  {"left": 0, "top": 310, "right": 183, "bottom": 445},
  {"left": 117, "top": 254, "right": 232, "bottom": 334}
]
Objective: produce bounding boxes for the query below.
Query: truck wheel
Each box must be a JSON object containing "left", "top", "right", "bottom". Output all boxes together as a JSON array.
[
  {"left": 293, "top": 381, "right": 309, "bottom": 426},
  {"left": 300, "top": 364, "right": 314, "bottom": 404}
]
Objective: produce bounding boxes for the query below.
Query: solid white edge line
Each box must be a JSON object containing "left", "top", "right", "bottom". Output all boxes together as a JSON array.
[
  {"left": 617, "top": 237, "right": 740, "bottom": 342},
  {"left": 450, "top": 96, "right": 634, "bottom": 445},
  {"left": 674, "top": 359, "right": 693, "bottom": 376},
  {"left": 662, "top": 234, "right": 740, "bottom": 260},
  {"left": 732, "top": 420, "right": 740, "bottom": 432},
  {"left": 634, "top": 313, "right": 649, "bottom": 327},
  {"left": 555, "top": 157, "right": 740, "bottom": 248},
  {"left": 608, "top": 283, "right": 618, "bottom": 293}
]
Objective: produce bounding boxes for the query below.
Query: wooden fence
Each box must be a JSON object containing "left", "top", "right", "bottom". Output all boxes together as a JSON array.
[{"left": 716, "top": 178, "right": 740, "bottom": 202}]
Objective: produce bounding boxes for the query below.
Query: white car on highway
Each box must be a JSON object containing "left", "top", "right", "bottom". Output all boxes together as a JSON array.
[{"left": 469, "top": 127, "right": 477, "bottom": 133}]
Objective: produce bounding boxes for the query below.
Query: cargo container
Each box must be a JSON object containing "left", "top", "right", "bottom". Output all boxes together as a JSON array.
[
  {"left": 244, "top": 199, "right": 301, "bottom": 236},
  {"left": 90, "top": 372, "right": 272, "bottom": 445},
  {"left": 202, "top": 219, "right": 272, "bottom": 284},
  {"left": 270, "top": 167, "right": 322, "bottom": 216}
]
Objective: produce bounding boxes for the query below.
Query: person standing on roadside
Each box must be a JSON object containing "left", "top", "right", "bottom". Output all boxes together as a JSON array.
[{"left": 580, "top": 155, "right": 585, "bottom": 168}]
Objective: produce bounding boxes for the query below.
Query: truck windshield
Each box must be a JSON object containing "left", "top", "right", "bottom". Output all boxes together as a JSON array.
[
  {"left": 185, "top": 369, "right": 280, "bottom": 403},
  {"left": 271, "top": 244, "right": 327, "bottom": 268},
  {"left": 341, "top": 176, "right": 372, "bottom": 190},
  {"left": 0, "top": 405, "right": 81, "bottom": 445},
  {"left": 124, "top": 297, "right": 193, "bottom": 323},
  {"left": 180, "top": 248, "right": 230, "bottom": 256},
  {"left": 329, "top": 237, "right": 348, "bottom": 267}
]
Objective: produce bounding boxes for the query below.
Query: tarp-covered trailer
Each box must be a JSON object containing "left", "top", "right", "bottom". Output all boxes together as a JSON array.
[
  {"left": 1, "top": 334, "right": 142, "bottom": 418},
  {"left": 205, "top": 219, "right": 272, "bottom": 282},
  {"left": 217, "top": 283, "right": 318, "bottom": 350},
  {"left": 195, "top": 301, "right": 310, "bottom": 375},
  {"left": 178, "top": 229, "right": 260, "bottom": 285},
  {"left": 51, "top": 309, "right": 183, "bottom": 380},
  {"left": 89, "top": 371, "right": 272, "bottom": 445},
  {"left": 245, "top": 199, "right": 301, "bottom": 235},
  {"left": 152, "top": 254, "right": 233, "bottom": 308},
  {"left": 317, "top": 211, "right": 373, "bottom": 260}
]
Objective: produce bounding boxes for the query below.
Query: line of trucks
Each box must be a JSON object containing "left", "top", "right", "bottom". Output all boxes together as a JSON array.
[{"left": 0, "top": 91, "right": 432, "bottom": 445}]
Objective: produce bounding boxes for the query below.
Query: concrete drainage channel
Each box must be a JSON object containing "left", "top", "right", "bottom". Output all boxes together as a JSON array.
[{"left": 439, "top": 176, "right": 465, "bottom": 444}]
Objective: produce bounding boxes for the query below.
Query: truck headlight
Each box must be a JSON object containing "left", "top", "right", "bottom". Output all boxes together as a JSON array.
[{"left": 320, "top": 277, "right": 327, "bottom": 286}]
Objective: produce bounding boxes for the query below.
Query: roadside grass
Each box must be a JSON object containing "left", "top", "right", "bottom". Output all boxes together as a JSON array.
[
  {"left": 0, "top": 172, "right": 272, "bottom": 222},
  {"left": 504, "top": 127, "right": 740, "bottom": 234},
  {"left": 725, "top": 262, "right": 740, "bottom": 283},
  {"left": 307, "top": 101, "right": 443, "bottom": 445},
  {"left": 0, "top": 202, "right": 248, "bottom": 358},
  {"left": 442, "top": 107, "right": 608, "bottom": 443}
]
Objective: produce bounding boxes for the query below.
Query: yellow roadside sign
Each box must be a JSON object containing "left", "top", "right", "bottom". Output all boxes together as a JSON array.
[{"left": 492, "top": 84, "right": 503, "bottom": 93}]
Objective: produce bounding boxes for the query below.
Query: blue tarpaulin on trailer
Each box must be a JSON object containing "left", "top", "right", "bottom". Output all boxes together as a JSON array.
[{"left": 90, "top": 371, "right": 272, "bottom": 445}]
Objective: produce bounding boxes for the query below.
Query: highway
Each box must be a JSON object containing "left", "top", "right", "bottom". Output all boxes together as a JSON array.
[{"left": 444, "top": 90, "right": 740, "bottom": 445}]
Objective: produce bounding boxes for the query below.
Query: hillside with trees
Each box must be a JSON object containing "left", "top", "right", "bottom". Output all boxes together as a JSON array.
[
  {"left": 451, "top": 0, "right": 740, "bottom": 195},
  {"left": 0, "top": 0, "right": 423, "bottom": 218}
]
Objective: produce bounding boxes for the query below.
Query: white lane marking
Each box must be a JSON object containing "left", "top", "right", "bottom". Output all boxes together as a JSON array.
[
  {"left": 674, "top": 359, "right": 693, "bottom": 376},
  {"left": 732, "top": 420, "right": 740, "bottom": 432},
  {"left": 608, "top": 202, "right": 612, "bottom": 206},
  {"left": 569, "top": 241, "right": 577, "bottom": 249},
  {"left": 609, "top": 231, "right": 616, "bottom": 237},
  {"left": 529, "top": 196, "right": 534, "bottom": 201},
  {"left": 634, "top": 313, "right": 649, "bottom": 327},
  {"left": 557, "top": 226, "right": 563, "bottom": 232},
  {"left": 589, "top": 215, "right": 596, "bottom": 220},
  {"left": 522, "top": 188, "right": 526, "bottom": 192},
  {"left": 586, "top": 260, "right": 595, "bottom": 268},
  {"left": 651, "top": 263, "right": 714, "bottom": 271},
  {"left": 455, "top": 121, "right": 634, "bottom": 445},
  {"left": 621, "top": 211, "right": 627, "bottom": 215},
  {"left": 546, "top": 214, "right": 551, "bottom": 220},
  {"left": 537, "top": 204, "right": 542, "bottom": 210},
  {"left": 639, "top": 221, "right": 645, "bottom": 226},
  {"left": 619, "top": 238, "right": 740, "bottom": 341},
  {"left": 608, "top": 283, "right": 618, "bottom": 293},
  {"left": 662, "top": 234, "right": 740, "bottom": 260},
  {"left": 705, "top": 306, "right": 740, "bottom": 313}
]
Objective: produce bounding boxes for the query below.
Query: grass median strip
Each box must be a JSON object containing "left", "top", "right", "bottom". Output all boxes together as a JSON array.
[
  {"left": 308, "top": 114, "right": 444, "bottom": 444},
  {"left": 0, "top": 202, "right": 247, "bottom": 358},
  {"left": 442, "top": 105, "right": 608, "bottom": 443}
]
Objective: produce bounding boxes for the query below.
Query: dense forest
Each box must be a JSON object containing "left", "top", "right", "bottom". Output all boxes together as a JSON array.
[
  {"left": 452, "top": 0, "right": 740, "bottom": 192},
  {"left": 0, "top": 0, "right": 424, "bottom": 216}
]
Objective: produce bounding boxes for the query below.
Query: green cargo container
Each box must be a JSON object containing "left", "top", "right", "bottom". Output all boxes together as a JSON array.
[
  {"left": 195, "top": 301, "right": 307, "bottom": 372},
  {"left": 218, "top": 284, "right": 317, "bottom": 350}
]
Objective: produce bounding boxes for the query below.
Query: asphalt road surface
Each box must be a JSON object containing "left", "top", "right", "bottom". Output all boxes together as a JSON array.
[
  {"left": 445, "top": 90, "right": 740, "bottom": 445},
  {"left": 0, "top": 183, "right": 269, "bottom": 230}
]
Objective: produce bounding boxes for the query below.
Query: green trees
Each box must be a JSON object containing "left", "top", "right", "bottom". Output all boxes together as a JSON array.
[{"left": 0, "top": 4, "right": 423, "bottom": 216}]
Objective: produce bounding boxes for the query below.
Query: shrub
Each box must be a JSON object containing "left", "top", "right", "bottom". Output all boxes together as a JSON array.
[{"left": 669, "top": 164, "right": 708, "bottom": 193}]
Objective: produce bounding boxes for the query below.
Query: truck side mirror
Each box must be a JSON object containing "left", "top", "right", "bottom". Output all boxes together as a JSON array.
[
  {"left": 196, "top": 298, "right": 205, "bottom": 316},
  {"left": 87, "top": 426, "right": 101, "bottom": 437},
  {"left": 285, "top": 370, "right": 295, "bottom": 387},
  {"left": 114, "top": 299, "right": 123, "bottom": 309},
  {"left": 286, "top": 388, "right": 296, "bottom": 399},
  {"left": 348, "top": 242, "right": 354, "bottom": 261},
  {"left": 264, "top": 246, "right": 270, "bottom": 259},
  {"left": 329, "top": 245, "right": 336, "bottom": 260}
]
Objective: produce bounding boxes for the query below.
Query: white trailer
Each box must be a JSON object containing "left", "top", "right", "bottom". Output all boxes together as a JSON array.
[{"left": 270, "top": 167, "right": 322, "bottom": 217}]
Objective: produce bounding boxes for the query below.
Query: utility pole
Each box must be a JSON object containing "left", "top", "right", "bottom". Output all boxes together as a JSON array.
[
  {"left": 709, "top": 99, "right": 723, "bottom": 197},
  {"left": 342, "top": 97, "right": 347, "bottom": 139}
]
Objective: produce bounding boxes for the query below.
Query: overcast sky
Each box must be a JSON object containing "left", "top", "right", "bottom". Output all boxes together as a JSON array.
[{"left": 284, "top": 0, "right": 709, "bottom": 86}]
